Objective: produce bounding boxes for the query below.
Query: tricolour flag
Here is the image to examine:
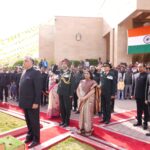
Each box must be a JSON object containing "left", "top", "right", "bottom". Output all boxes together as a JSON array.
[{"left": 128, "top": 26, "right": 150, "bottom": 54}]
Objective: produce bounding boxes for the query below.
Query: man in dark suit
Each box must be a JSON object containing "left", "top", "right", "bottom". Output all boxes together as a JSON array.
[
  {"left": 145, "top": 73, "right": 150, "bottom": 136},
  {"left": 110, "top": 66, "right": 118, "bottom": 113},
  {"left": 57, "top": 59, "right": 75, "bottom": 127},
  {"left": 40, "top": 67, "right": 48, "bottom": 105},
  {"left": 132, "top": 63, "right": 148, "bottom": 130},
  {"left": 100, "top": 63, "right": 116, "bottom": 124},
  {"left": 19, "top": 56, "right": 41, "bottom": 148}
]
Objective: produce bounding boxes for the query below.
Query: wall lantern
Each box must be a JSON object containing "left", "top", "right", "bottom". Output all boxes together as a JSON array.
[{"left": 75, "top": 32, "right": 82, "bottom": 41}]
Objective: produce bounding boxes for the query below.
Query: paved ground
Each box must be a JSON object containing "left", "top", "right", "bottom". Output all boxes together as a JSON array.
[{"left": 8, "top": 98, "right": 150, "bottom": 144}]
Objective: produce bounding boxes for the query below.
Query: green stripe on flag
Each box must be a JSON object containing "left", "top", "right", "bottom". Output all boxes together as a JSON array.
[{"left": 128, "top": 44, "right": 150, "bottom": 54}]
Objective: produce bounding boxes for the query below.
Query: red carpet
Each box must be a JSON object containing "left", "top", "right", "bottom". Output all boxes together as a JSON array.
[
  {"left": 18, "top": 126, "right": 68, "bottom": 150},
  {"left": 93, "top": 110, "right": 136, "bottom": 125},
  {"left": 0, "top": 102, "right": 149, "bottom": 150},
  {"left": 0, "top": 126, "right": 28, "bottom": 138},
  {"left": 93, "top": 126, "right": 150, "bottom": 150}
]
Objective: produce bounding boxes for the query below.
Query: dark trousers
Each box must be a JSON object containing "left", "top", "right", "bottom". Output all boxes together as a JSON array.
[
  {"left": 73, "top": 92, "right": 78, "bottom": 111},
  {"left": 0, "top": 86, "right": 8, "bottom": 101},
  {"left": 24, "top": 108, "right": 40, "bottom": 142},
  {"left": 101, "top": 94, "right": 111, "bottom": 121},
  {"left": 59, "top": 94, "right": 71, "bottom": 125},
  {"left": 111, "top": 98, "right": 115, "bottom": 112},
  {"left": 16, "top": 84, "right": 19, "bottom": 101},
  {"left": 41, "top": 92, "right": 47, "bottom": 105},
  {"left": 136, "top": 98, "right": 149, "bottom": 125}
]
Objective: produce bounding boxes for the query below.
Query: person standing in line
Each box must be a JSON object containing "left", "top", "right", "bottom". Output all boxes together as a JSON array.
[
  {"left": 57, "top": 59, "right": 75, "bottom": 127},
  {"left": 132, "top": 63, "right": 148, "bottom": 130},
  {"left": 47, "top": 73, "right": 60, "bottom": 118},
  {"left": 15, "top": 67, "right": 22, "bottom": 101},
  {"left": 124, "top": 68, "right": 133, "bottom": 99},
  {"left": 73, "top": 65, "right": 84, "bottom": 113},
  {"left": 40, "top": 67, "right": 48, "bottom": 106},
  {"left": 117, "top": 78, "right": 125, "bottom": 100},
  {"left": 19, "top": 56, "right": 41, "bottom": 148},
  {"left": 145, "top": 72, "right": 150, "bottom": 136},
  {"left": 77, "top": 70, "right": 97, "bottom": 136},
  {"left": 99, "top": 63, "right": 116, "bottom": 124},
  {"left": 43, "top": 58, "right": 48, "bottom": 68},
  {"left": 110, "top": 66, "right": 118, "bottom": 112},
  {"left": 0, "top": 68, "right": 9, "bottom": 102}
]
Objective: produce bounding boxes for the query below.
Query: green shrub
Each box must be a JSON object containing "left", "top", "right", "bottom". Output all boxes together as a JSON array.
[
  {"left": 71, "top": 60, "right": 80, "bottom": 67},
  {"left": 88, "top": 59, "right": 98, "bottom": 66},
  {"left": 13, "top": 59, "right": 39, "bottom": 67},
  {"left": 13, "top": 60, "right": 23, "bottom": 67}
]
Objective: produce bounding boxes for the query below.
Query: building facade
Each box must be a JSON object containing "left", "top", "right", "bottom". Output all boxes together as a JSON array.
[{"left": 39, "top": 0, "right": 150, "bottom": 66}]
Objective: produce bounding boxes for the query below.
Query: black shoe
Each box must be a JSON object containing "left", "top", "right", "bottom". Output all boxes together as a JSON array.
[
  {"left": 28, "top": 141, "right": 39, "bottom": 148},
  {"left": 62, "top": 123, "right": 69, "bottom": 127},
  {"left": 146, "top": 133, "right": 150, "bottom": 136},
  {"left": 143, "top": 124, "right": 148, "bottom": 130},
  {"left": 24, "top": 136, "right": 33, "bottom": 143},
  {"left": 75, "top": 111, "right": 80, "bottom": 114},
  {"left": 24, "top": 138, "right": 32, "bottom": 143},
  {"left": 105, "top": 121, "right": 110, "bottom": 124},
  {"left": 72, "top": 108, "right": 76, "bottom": 112},
  {"left": 133, "top": 123, "right": 142, "bottom": 126},
  {"left": 99, "top": 120, "right": 106, "bottom": 123},
  {"left": 59, "top": 122, "right": 65, "bottom": 126}
]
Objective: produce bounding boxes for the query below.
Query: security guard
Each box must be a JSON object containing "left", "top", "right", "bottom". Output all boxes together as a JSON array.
[
  {"left": 100, "top": 63, "right": 116, "bottom": 124},
  {"left": 57, "top": 59, "right": 75, "bottom": 127}
]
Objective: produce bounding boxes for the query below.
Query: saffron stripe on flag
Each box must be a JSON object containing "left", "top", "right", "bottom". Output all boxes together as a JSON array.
[{"left": 128, "top": 26, "right": 150, "bottom": 37}]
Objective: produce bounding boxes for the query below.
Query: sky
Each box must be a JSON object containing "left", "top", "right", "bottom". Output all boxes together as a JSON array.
[{"left": 0, "top": 0, "right": 103, "bottom": 38}]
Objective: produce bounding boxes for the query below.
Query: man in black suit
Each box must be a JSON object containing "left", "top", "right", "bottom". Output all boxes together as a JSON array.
[
  {"left": 57, "top": 59, "right": 75, "bottom": 127},
  {"left": 40, "top": 67, "right": 48, "bottom": 106},
  {"left": 132, "top": 63, "right": 148, "bottom": 130},
  {"left": 19, "top": 56, "right": 41, "bottom": 148},
  {"left": 100, "top": 63, "right": 116, "bottom": 124},
  {"left": 110, "top": 66, "right": 118, "bottom": 113},
  {"left": 145, "top": 73, "right": 150, "bottom": 136}
]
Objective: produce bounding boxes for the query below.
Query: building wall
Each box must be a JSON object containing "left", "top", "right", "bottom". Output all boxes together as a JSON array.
[
  {"left": 101, "top": 0, "right": 150, "bottom": 66},
  {"left": 114, "top": 20, "right": 133, "bottom": 66},
  {"left": 39, "top": 23, "right": 55, "bottom": 63},
  {"left": 39, "top": 0, "right": 150, "bottom": 66},
  {"left": 54, "top": 16, "right": 105, "bottom": 63},
  {"left": 101, "top": 0, "right": 137, "bottom": 30},
  {"left": 137, "top": 0, "right": 150, "bottom": 10}
]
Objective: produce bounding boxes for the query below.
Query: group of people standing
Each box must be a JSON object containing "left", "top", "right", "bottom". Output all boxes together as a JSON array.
[
  {"left": 46, "top": 60, "right": 117, "bottom": 136},
  {"left": 40, "top": 60, "right": 150, "bottom": 138},
  {"left": 1, "top": 56, "right": 149, "bottom": 148},
  {"left": 0, "top": 67, "right": 21, "bottom": 102}
]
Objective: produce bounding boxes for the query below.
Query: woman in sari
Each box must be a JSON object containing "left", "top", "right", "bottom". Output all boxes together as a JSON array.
[
  {"left": 77, "top": 70, "right": 97, "bottom": 136},
  {"left": 47, "top": 73, "right": 60, "bottom": 118}
]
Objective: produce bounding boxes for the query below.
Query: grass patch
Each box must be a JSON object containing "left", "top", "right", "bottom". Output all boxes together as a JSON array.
[
  {"left": 0, "top": 135, "right": 25, "bottom": 150},
  {"left": 49, "top": 137, "right": 96, "bottom": 150},
  {"left": 0, "top": 112, "right": 26, "bottom": 133}
]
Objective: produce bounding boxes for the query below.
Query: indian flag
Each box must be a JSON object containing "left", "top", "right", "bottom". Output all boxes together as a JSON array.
[{"left": 128, "top": 26, "right": 150, "bottom": 54}]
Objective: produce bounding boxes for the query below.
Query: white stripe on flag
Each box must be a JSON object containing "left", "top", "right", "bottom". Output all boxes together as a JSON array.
[{"left": 128, "top": 35, "right": 150, "bottom": 46}]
